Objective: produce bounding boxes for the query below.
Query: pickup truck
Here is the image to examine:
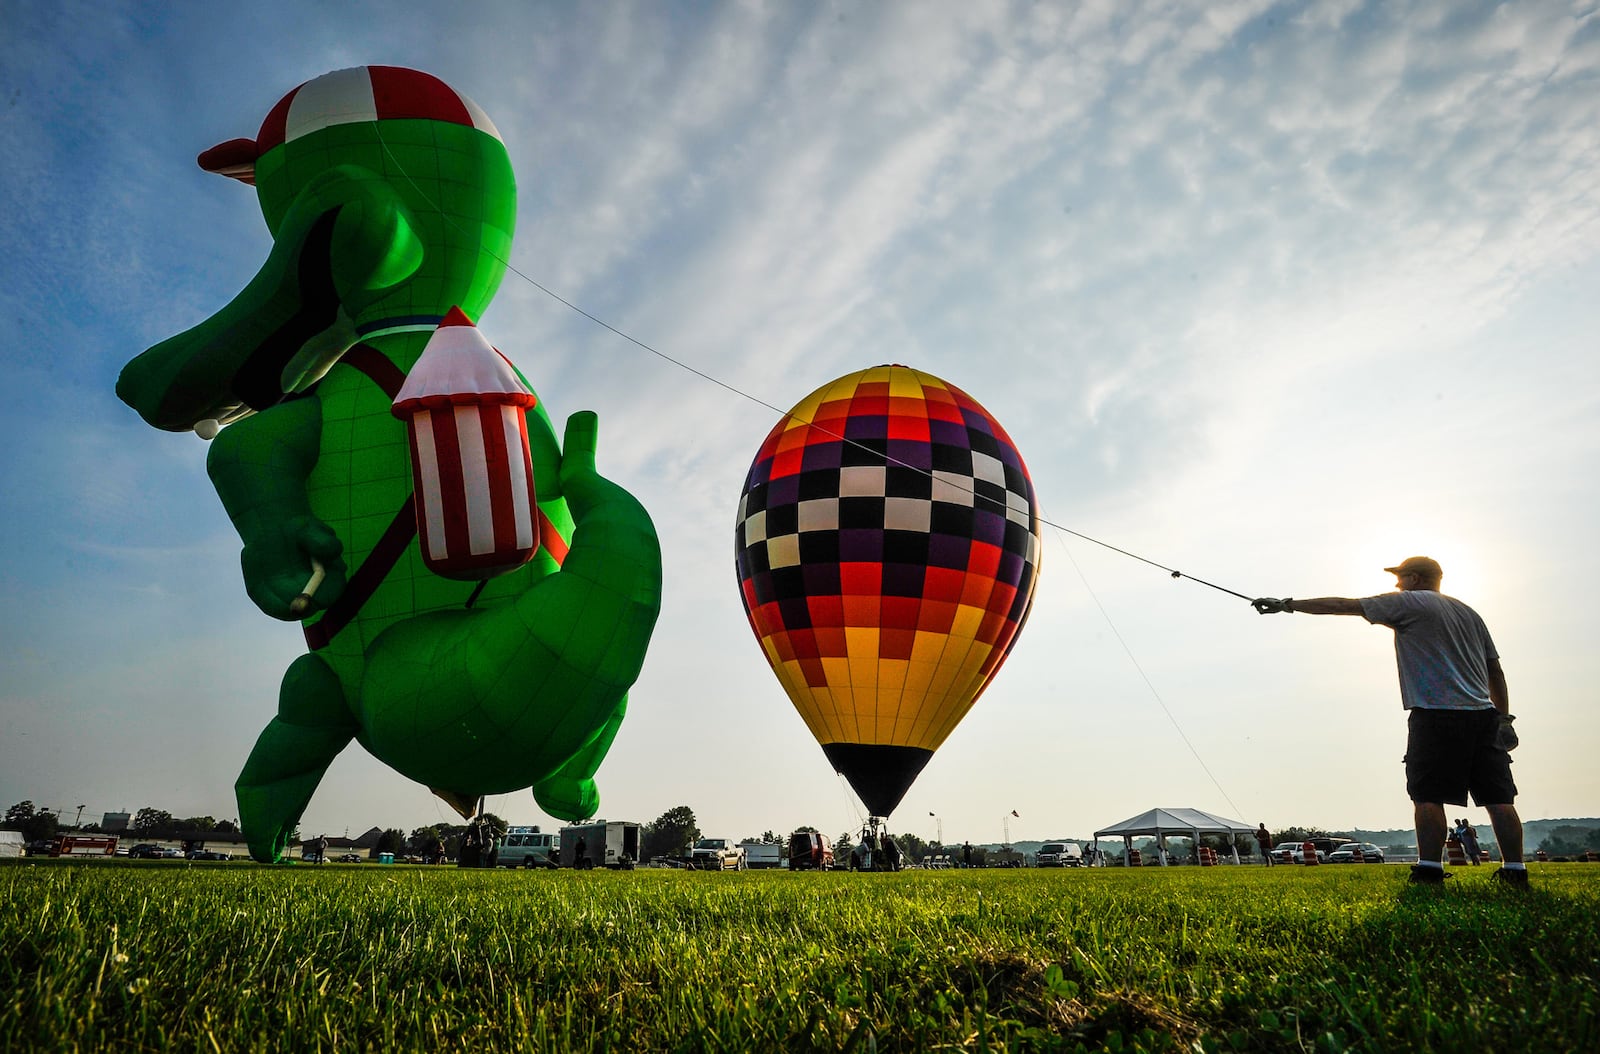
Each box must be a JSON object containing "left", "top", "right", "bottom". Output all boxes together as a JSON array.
[
  {"left": 1036, "top": 842, "right": 1083, "bottom": 867},
  {"left": 690, "top": 838, "right": 746, "bottom": 871},
  {"left": 1272, "top": 842, "right": 1328, "bottom": 865}
]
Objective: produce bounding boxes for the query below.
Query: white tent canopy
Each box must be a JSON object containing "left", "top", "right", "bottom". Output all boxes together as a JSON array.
[{"left": 1093, "top": 807, "right": 1257, "bottom": 866}]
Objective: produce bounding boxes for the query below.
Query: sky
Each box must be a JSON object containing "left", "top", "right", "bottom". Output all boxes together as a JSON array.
[{"left": 2, "top": 0, "right": 1598, "bottom": 850}]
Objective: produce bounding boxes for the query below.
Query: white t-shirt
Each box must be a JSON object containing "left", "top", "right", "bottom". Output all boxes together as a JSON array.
[{"left": 1359, "top": 590, "right": 1498, "bottom": 711}]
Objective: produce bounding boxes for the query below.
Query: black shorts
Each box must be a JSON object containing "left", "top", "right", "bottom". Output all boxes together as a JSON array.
[{"left": 1404, "top": 708, "right": 1516, "bottom": 807}]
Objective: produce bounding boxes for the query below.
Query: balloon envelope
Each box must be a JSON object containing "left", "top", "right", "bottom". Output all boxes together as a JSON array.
[{"left": 735, "top": 365, "right": 1042, "bottom": 815}]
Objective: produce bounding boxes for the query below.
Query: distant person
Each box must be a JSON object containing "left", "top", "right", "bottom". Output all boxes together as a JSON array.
[
  {"left": 1457, "top": 818, "right": 1483, "bottom": 865},
  {"left": 315, "top": 834, "right": 328, "bottom": 865},
  {"left": 1254, "top": 556, "right": 1527, "bottom": 887},
  {"left": 574, "top": 835, "right": 587, "bottom": 869},
  {"left": 433, "top": 837, "right": 446, "bottom": 865},
  {"left": 962, "top": 841, "right": 972, "bottom": 869},
  {"left": 1255, "top": 824, "right": 1274, "bottom": 867}
]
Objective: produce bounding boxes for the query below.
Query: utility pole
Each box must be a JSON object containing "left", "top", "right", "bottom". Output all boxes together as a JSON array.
[
  {"left": 928, "top": 811, "right": 942, "bottom": 846},
  {"left": 75, "top": 804, "right": 86, "bottom": 829}
]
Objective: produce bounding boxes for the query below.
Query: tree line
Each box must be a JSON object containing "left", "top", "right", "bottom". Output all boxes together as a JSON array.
[{"left": 17, "top": 800, "right": 1590, "bottom": 861}]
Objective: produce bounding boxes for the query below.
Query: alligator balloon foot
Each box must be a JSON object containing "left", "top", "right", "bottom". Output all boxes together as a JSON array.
[
  {"left": 234, "top": 654, "right": 358, "bottom": 863},
  {"left": 533, "top": 774, "right": 599, "bottom": 823}
]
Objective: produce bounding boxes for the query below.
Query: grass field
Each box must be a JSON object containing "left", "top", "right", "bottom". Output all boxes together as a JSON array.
[{"left": 3, "top": 860, "right": 1596, "bottom": 1052}]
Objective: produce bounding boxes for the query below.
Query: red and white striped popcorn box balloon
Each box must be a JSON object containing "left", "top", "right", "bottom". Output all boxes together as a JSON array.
[{"left": 392, "top": 307, "right": 540, "bottom": 580}]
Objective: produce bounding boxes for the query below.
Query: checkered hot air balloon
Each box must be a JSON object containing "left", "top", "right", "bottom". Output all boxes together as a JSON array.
[
  {"left": 734, "top": 365, "right": 1043, "bottom": 817},
  {"left": 392, "top": 308, "right": 539, "bottom": 580}
]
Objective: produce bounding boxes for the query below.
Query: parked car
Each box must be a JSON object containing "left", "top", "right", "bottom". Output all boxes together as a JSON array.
[
  {"left": 740, "top": 842, "right": 784, "bottom": 869},
  {"left": 1036, "top": 842, "right": 1084, "bottom": 868},
  {"left": 690, "top": 838, "right": 746, "bottom": 871},
  {"left": 1271, "top": 842, "right": 1327, "bottom": 864},
  {"left": 187, "top": 850, "right": 231, "bottom": 861},
  {"left": 159, "top": 847, "right": 184, "bottom": 858},
  {"left": 336, "top": 853, "right": 362, "bottom": 863},
  {"left": 1328, "top": 842, "right": 1385, "bottom": 864},
  {"left": 497, "top": 826, "right": 558, "bottom": 869},
  {"left": 788, "top": 830, "right": 834, "bottom": 871},
  {"left": 126, "top": 843, "right": 163, "bottom": 859}
]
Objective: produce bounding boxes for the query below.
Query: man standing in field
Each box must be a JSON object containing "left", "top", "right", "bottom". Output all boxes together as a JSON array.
[
  {"left": 1252, "top": 556, "right": 1528, "bottom": 887},
  {"left": 1456, "top": 818, "right": 1483, "bottom": 865},
  {"left": 1255, "top": 823, "right": 1274, "bottom": 866}
]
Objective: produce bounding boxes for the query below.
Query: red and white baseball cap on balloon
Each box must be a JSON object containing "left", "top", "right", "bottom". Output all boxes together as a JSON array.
[{"left": 197, "top": 65, "right": 502, "bottom": 185}]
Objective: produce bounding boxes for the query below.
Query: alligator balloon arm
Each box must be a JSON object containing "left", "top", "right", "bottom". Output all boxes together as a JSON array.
[
  {"left": 207, "top": 398, "right": 347, "bottom": 620},
  {"left": 535, "top": 410, "right": 663, "bottom": 679}
]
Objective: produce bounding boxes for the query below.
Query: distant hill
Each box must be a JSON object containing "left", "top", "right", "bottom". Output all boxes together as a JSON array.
[{"left": 1345, "top": 818, "right": 1599, "bottom": 850}]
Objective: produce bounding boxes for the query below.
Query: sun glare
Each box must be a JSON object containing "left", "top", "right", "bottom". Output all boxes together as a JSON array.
[{"left": 1347, "top": 526, "right": 1487, "bottom": 597}]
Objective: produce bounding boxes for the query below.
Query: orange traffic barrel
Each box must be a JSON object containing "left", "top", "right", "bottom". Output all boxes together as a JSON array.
[
  {"left": 1445, "top": 836, "right": 1467, "bottom": 866},
  {"left": 1301, "top": 840, "right": 1318, "bottom": 866}
]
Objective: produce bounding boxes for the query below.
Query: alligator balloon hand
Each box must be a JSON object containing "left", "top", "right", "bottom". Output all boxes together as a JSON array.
[{"left": 118, "top": 67, "right": 662, "bottom": 863}]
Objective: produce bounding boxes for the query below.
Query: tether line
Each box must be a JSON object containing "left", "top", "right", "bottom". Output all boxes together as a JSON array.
[{"left": 376, "top": 131, "right": 1258, "bottom": 606}]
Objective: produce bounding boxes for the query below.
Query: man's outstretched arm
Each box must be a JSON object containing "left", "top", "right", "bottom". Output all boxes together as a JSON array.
[{"left": 1252, "top": 596, "right": 1366, "bottom": 615}]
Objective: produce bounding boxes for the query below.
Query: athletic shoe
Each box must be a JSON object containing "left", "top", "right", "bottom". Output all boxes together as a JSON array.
[
  {"left": 1408, "top": 865, "right": 1451, "bottom": 885},
  {"left": 1491, "top": 867, "right": 1529, "bottom": 889}
]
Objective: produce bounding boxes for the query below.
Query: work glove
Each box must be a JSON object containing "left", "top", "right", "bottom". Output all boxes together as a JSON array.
[
  {"left": 1252, "top": 597, "right": 1291, "bottom": 614},
  {"left": 1493, "top": 714, "right": 1519, "bottom": 752}
]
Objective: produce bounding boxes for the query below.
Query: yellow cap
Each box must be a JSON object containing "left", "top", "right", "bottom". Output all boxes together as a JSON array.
[{"left": 1384, "top": 556, "right": 1442, "bottom": 580}]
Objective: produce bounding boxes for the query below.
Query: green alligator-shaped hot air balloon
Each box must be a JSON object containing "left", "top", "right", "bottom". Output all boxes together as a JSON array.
[{"left": 118, "top": 66, "right": 662, "bottom": 863}]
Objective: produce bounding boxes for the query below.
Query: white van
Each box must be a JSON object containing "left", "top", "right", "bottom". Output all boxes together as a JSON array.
[
  {"left": 497, "top": 826, "right": 558, "bottom": 869},
  {"left": 1036, "top": 842, "right": 1084, "bottom": 867}
]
